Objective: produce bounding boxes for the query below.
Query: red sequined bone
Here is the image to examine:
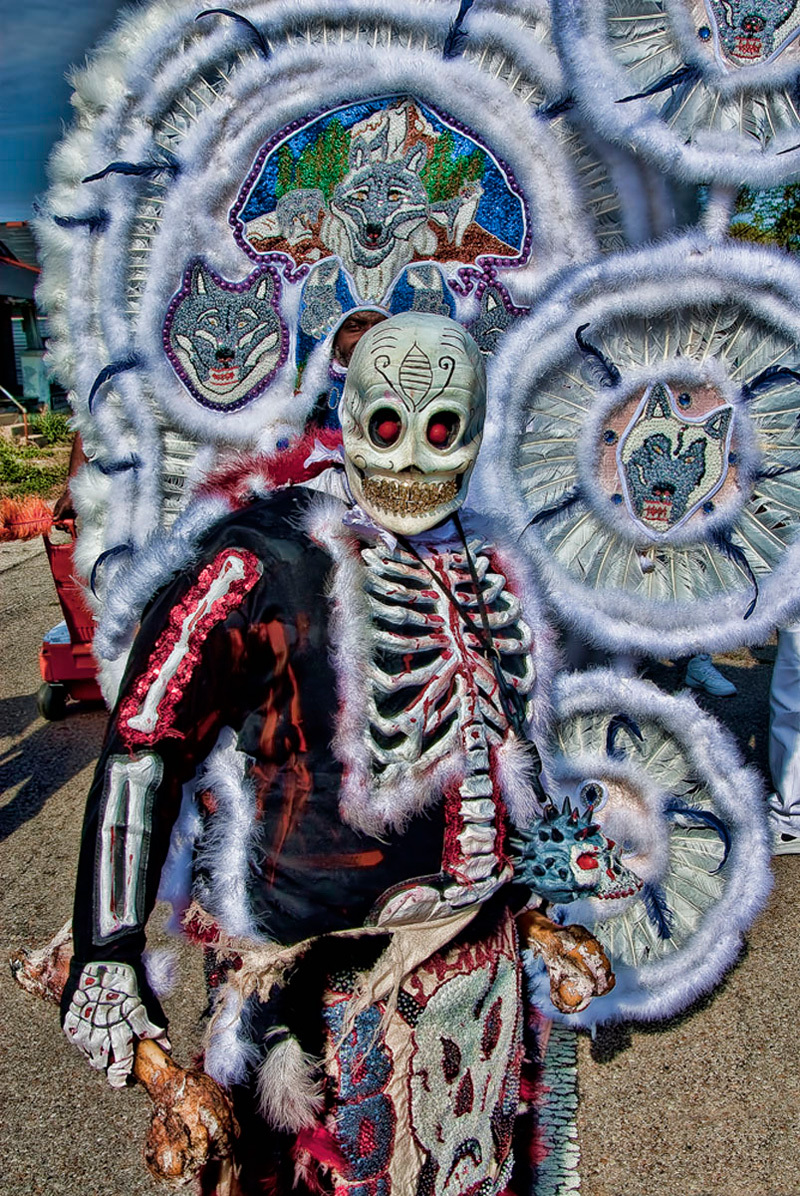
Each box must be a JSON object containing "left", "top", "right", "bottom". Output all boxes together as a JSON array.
[{"left": 119, "top": 549, "right": 262, "bottom": 748}]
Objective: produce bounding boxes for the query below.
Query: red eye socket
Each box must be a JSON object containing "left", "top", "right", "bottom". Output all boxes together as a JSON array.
[
  {"left": 426, "top": 411, "right": 459, "bottom": 448},
  {"left": 576, "top": 852, "right": 599, "bottom": 870},
  {"left": 368, "top": 408, "right": 402, "bottom": 447}
]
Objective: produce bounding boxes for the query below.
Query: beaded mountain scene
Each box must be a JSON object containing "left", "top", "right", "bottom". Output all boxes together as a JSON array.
[{"left": 232, "top": 96, "right": 528, "bottom": 305}]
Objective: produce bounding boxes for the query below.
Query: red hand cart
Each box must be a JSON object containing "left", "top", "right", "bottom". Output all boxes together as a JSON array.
[{"left": 37, "top": 523, "right": 103, "bottom": 719}]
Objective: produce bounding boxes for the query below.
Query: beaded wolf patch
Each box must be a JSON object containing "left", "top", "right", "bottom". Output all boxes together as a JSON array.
[
  {"left": 320, "top": 907, "right": 522, "bottom": 1193},
  {"left": 163, "top": 260, "right": 287, "bottom": 411},
  {"left": 231, "top": 95, "right": 528, "bottom": 305},
  {"left": 617, "top": 382, "right": 734, "bottom": 536},
  {"left": 693, "top": 0, "right": 800, "bottom": 65}
]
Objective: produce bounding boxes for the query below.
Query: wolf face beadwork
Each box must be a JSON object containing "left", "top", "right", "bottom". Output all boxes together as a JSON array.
[
  {"left": 703, "top": 0, "right": 800, "bottom": 64},
  {"left": 340, "top": 313, "right": 486, "bottom": 534},
  {"left": 617, "top": 382, "right": 734, "bottom": 537},
  {"left": 164, "top": 261, "right": 286, "bottom": 411}
]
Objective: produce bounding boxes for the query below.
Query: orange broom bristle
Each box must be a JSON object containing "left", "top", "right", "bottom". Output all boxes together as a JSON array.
[{"left": 0, "top": 496, "right": 54, "bottom": 542}]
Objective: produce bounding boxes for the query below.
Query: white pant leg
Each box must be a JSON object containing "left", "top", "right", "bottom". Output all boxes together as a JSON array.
[{"left": 769, "top": 623, "right": 800, "bottom": 820}]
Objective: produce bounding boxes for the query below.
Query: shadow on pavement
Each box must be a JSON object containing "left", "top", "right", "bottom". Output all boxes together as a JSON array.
[
  {"left": 0, "top": 693, "right": 40, "bottom": 740},
  {"left": 588, "top": 941, "right": 749, "bottom": 1065},
  {"left": 0, "top": 693, "right": 105, "bottom": 842}
]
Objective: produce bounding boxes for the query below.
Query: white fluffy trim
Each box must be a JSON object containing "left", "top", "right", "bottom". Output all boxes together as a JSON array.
[
  {"left": 204, "top": 982, "right": 260, "bottom": 1088},
  {"left": 194, "top": 727, "right": 263, "bottom": 940},
  {"left": 94, "top": 493, "right": 232, "bottom": 661},
  {"left": 142, "top": 948, "right": 178, "bottom": 999},
  {"left": 256, "top": 1030, "right": 325, "bottom": 1132},
  {"left": 493, "top": 735, "right": 546, "bottom": 827}
]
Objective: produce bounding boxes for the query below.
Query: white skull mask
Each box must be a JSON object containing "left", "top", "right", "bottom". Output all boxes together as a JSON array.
[{"left": 341, "top": 313, "right": 487, "bottom": 534}]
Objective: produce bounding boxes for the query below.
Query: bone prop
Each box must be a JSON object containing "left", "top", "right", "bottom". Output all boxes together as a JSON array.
[
  {"left": 9, "top": 919, "right": 74, "bottom": 1003},
  {"left": 10, "top": 928, "right": 239, "bottom": 1186},
  {"left": 133, "top": 1039, "right": 239, "bottom": 1187},
  {"left": 518, "top": 908, "right": 616, "bottom": 1015}
]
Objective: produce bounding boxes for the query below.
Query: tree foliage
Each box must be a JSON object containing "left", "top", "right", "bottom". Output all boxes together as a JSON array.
[{"left": 730, "top": 184, "right": 800, "bottom": 253}]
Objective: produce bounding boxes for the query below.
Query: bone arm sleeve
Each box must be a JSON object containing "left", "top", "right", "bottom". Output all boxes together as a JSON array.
[{"left": 64, "top": 546, "right": 270, "bottom": 1023}]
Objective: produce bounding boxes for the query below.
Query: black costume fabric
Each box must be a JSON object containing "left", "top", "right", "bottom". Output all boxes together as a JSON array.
[{"left": 67, "top": 489, "right": 455, "bottom": 973}]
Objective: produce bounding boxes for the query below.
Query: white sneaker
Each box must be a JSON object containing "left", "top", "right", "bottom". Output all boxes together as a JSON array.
[
  {"left": 768, "top": 794, "right": 800, "bottom": 856},
  {"left": 773, "top": 827, "right": 800, "bottom": 855},
  {"left": 684, "top": 653, "right": 737, "bottom": 697}
]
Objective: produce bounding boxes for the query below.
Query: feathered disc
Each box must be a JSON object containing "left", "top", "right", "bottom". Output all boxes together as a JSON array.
[
  {"left": 555, "top": 0, "right": 800, "bottom": 187},
  {"left": 475, "top": 236, "right": 800, "bottom": 657},
  {"left": 528, "top": 668, "right": 772, "bottom": 1026}
]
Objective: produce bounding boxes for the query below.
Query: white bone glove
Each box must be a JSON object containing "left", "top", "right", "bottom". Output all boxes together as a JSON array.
[{"left": 62, "top": 961, "right": 171, "bottom": 1087}]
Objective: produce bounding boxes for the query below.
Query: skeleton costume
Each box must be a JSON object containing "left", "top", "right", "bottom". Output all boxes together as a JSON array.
[{"left": 63, "top": 315, "right": 623, "bottom": 1195}]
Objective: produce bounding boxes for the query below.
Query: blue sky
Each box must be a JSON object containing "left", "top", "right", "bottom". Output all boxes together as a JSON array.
[{"left": 1, "top": 0, "right": 138, "bottom": 220}]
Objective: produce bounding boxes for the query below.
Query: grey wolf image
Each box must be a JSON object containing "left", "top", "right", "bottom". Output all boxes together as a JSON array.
[
  {"left": 429, "top": 180, "right": 484, "bottom": 247},
  {"left": 467, "top": 285, "right": 521, "bottom": 355},
  {"left": 299, "top": 258, "right": 345, "bottom": 340},
  {"left": 620, "top": 383, "right": 733, "bottom": 531},
  {"left": 276, "top": 188, "right": 325, "bottom": 245},
  {"left": 707, "top": 0, "right": 800, "bottom": 62},
  {"left": 166, "top": 261, "right": 284, "bottom": 409},
  {"left": 321, "top": 134, "right": 438, "bottom": 301}
]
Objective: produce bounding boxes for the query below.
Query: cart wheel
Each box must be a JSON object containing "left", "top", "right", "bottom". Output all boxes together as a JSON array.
[{"left": 37, "top": 682, "right": 68, "bottom": 721}]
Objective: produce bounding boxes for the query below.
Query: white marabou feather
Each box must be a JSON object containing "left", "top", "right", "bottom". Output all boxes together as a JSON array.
[
  {"left": 256, "top": 1030, "right": 325, "bottom": 1132},
  {"left": 204, "top": 981, "right": 261, "bottom": 1088},
  {"left": 193, "top": 727, "right": 263, "bottom": 941}
]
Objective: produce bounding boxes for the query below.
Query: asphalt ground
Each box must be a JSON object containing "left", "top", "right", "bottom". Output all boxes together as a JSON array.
[{"left": 1, "top": 537, "right": 798, "bottom": 1195}]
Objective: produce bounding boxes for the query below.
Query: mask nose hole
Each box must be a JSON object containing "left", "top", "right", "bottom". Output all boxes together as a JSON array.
[
  {"left": 426, "top": 411, "right": 460, "bottom": 448},
  {"left": 368, "top": 407, "right": 403, "bottom": 447}
]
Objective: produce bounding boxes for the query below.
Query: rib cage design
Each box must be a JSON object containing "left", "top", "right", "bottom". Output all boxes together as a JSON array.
[{"left": 361, "top": 534, "right": 536, "bottom": 781}]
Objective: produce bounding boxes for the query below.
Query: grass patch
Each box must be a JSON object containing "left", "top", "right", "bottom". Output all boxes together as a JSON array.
[
  {"left": 30, "top": 410, "right": 72, "bottom": 445},
  {"left": 0, "top": 436, "right": 70, "bottom": 500}
]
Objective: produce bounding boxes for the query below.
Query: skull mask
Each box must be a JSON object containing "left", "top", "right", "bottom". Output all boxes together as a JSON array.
[{"left": 341, "top": 312, "right": 486, "bottom": 534}]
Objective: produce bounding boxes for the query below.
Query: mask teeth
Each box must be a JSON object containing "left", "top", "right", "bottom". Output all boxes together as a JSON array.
[{"left": 362, "top": 474, "right": 458, "bottom": 517}]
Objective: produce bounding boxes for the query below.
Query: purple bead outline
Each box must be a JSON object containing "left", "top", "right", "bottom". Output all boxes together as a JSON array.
[{"left": 162, "top": 257, "right": 289, "bottom": 413}]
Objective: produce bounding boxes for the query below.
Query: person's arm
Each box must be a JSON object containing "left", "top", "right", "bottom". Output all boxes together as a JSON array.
[
  {"left": 62, "top": 545, "right": 264, "bottom": 1085},
  {"left": 52, "top": 432, "right": 88, "bottom": 523}
]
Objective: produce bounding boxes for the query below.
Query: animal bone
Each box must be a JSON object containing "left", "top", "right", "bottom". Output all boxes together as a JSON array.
[
  {"left": 9, "top": 919, "right": 73, "bottom": 1003},
  {"left": 518, "top": 908, "right": 615, "bottom": 1014},
  {"left": 133, "top": 1039, "right": 239, "bottom": 1187}
]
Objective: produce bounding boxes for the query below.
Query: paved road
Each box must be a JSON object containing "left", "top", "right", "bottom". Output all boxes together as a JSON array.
[{"left": 1, "top": 538, "right": 798, "bottom": 1195}]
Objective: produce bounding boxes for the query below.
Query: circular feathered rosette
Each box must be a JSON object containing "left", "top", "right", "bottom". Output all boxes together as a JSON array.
[
  {"left": 525, "top": 668, "right": 771, "bottom": 1026},
  {"left": 475, "top": 236, "right": 800, "bottom": 657},
  {"left": 554, "top": 0, "right": 800, "bottom": 187},
  {"left": 33, "top": 0, "right": 667, "bottom": 578}
]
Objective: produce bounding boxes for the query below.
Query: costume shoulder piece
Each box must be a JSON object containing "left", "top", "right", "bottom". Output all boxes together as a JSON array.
[
  {"left": 555, "top": 0, "right": 800, "bottom": 186},
  {"left": 529, "top": 668, "right": 772, "bottom": 1026}
]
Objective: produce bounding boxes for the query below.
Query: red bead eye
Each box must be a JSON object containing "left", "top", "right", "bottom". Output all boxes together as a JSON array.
[
  {"left": 369, "top": 408, "right": 402, "bottom": 447},
  {"left": 426, "top": 411, "right": 459, "bottom": 448},
  {"left": 576, "top": 852, "right": 599, "bottom": 870},
  {"left": 377, "top": 419, "right": 401, "bottom": 442}
]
